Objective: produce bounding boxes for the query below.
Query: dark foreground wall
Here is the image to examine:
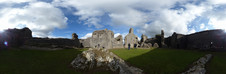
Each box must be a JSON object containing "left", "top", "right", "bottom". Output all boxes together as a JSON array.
[
  {"left": 165, "top": 29, "right": 226, "bottom": 50},
  {"left": 0, "top": 27, "right": 32, "bottom": 49},
  {"left": 186, "top": 29, "right": 226, "bottom": 49}
]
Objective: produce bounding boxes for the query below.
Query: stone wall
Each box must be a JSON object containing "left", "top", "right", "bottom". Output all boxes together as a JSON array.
[
  {"left": 140, "top": 34, "right": 148, "bottom": 43},
  {"left": 186, "top": 29, "right": 226, "bottom": 49},
  {"left": 145, "top": 38, "right": 157, "bottom": 45},
  {"left": 113, "top": 35, "right": 123, "bottom": 48},
  {"left": 169, "top": 32, "right": 185, "bottom": 48},
  {"left": 165, "top": 29, "right": 226, "bottom": 50},
  {"left": 139, "top": 34, "right": 152, "bottom": 48},
  {"left": 79, "top": 37, "right": 92, "bottom": 48},
  {"left": 24, "top": 37, "right": 81, "bottom": 48},
  {"left": 0, "top": 32, "right": 6, "bottom": 49},
  {"left": 23, "top": 32, "right": 81, "bottom": 49},
  {"left": 124, "top": 28, "right": 139, "bottom": 48},
  {"left": 143, "top": 30, "right": 165, "bottom": 48},
  {"left": 71, "top": 33, "right": 81, "bottom": 47},
  {"left": 80, "top": 29, "right": 124, "bottom": 49},
  {"left": 0, "top": 27, "right": 32, "bottom": 48},
  {"left": 90, "top": 29, "right": 114, "bottom": 49}
]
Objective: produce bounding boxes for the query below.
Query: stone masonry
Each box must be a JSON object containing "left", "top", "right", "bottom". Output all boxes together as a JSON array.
[
  {"left": 124, "top": 28, "right": 139, "bottom": 48},
  {"left": 113, "top": 35, "right": 124, "bottom": 48},
  {"left": 90, "top": 29, "right": 114, "bottom": 49}
]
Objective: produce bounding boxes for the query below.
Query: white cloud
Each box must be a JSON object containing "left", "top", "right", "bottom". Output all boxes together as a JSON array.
[
  {"left": 207, "top": 0, "right": 226, "bottom": 5},
  {"left": 114, "top": 33, "right": 121, "bottom": 38},
  {"left": 53, "top": 0, "right": 216, "bottom": 37},
  {"left": 139, "top": 3, "right": 209, "bottom": 37},
  {"left": 48, "top": 35, "right": 65, "bottom": 38},
  {"left": 114, "top": 32, "right": 129, "bottom": 43},
  {"left": 52, "top": 0, "right": 185, "bottom": 28},
  {"left": 48, "top": 35, "right": 71, "bottom": 39},
  {"left": 108, "top": 9, "right": 148, "bottom": 26},
  {"left": 0, "top": 0, "right": 36, "bottom": 3},
  {"left": 200, "top": 23, "right": 205, "bottom": 29},
  {"left": 208, "top": 17, "right": 226, "bottom": 30},
  {"left": 188, "top": 29, "right": 196, "bottom": 34},
  {"left": 114, "top": 32, "right": 127, "bottom": 39},
  {"left": 205, "top": 4, "right": 226, "bottom": 30},
  {"left": 81, "top": 33, "right": 92, "bottom": 39},
  {"left": 137, "top": 37, "right": 141, "bottom": 41},
  {"left": 0, "top": 2, "right": 68, "bottom": 37},
  {"left": 0, "top": 0, "right": 223, "bottom": 39}
]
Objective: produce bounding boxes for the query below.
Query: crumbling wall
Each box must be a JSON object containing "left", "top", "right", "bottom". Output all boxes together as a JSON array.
[
  {"left": 0, "top": 27, "right": 32, "bottom": 48},
  {"left": 113, "top": 35, "right": 123, "bottom": 48},
  {"left": 80, "top": 29, "right": 124, "bottom": 49},
  {"left": 24, "top": 33, "right": 81, "bottom": 49},
  {"left": 72, "top": 33, "right": 81, "bottom": 47},
  {"left": 90, "top": 29, "right": 114, "bottom": 49},
  {"left": 143, "top": 30, "right": 165, "bottom": 48},
  {"left": 124, "top": 28, "right": 139, "bottom": 48},
  {"left": 79, "top": 37, "right": 92, "bottom": 48},
  {"left": 139, "top": 34, "right": 152, "bottom": 48},
  {"left": 140, "top": 34, "right": 148, "bottom": 43}
]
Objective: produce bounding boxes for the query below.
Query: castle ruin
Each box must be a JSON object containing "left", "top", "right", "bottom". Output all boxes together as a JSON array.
[
  {"left": 124, "top": 28, "right": 139, "bottom": 48},
  {"left": 1, "top": 27, "right": 226, "bottom": 50}
]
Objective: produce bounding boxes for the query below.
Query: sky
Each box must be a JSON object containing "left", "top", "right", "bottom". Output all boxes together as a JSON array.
[{"left": 0, "top": 0, "right": 226, "bottom": 39}]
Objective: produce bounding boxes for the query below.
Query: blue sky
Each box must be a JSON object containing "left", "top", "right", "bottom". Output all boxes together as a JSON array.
[{"left": 0, "top": 0, "right": 226, "bottom": 39}]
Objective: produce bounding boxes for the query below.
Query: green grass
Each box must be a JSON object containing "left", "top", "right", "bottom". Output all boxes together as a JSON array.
[
  {"left": 0, "top": 48, "right": 87, "bottom": 74},
  {"left": 206, "top": 51, "right": 226, "bottom": 74},
  {"left": 1, "top": 48, "right": 226, "bottom": 74},
  {"left": 110, "top": 48, "right": 206, "bottom": 74}
]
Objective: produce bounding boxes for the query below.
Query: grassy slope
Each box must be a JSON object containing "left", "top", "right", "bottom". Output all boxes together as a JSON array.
[
  {"left": 110, "top": 48, "right": 206, "bottom": 74},
  {"left": 0, "top": 48, "right": 87, "bottom": 74}
]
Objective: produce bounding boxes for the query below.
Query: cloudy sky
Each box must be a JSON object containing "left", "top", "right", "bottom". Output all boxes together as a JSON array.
[{"left": 0, "top": 0, "right": 226, "bottom": 39}]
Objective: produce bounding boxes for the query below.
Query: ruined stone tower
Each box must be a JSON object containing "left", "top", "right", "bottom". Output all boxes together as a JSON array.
[
  {"left": 124, "top": 28, "right": 139, "bottom": 48},
  {"left": 72, "top": 33, "right": 78, "bottom": 40},
  {"left": 72, "top": 33, "right": 81, "bottom": 47},
  {"left": 141, "top": 34, "right": 148, "bottom": 43},
  {"left": 161, "top": 30, "right": 166, "bottom": 47}
]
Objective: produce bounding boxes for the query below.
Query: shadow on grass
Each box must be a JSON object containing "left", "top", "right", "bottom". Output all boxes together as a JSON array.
[
  {"left": 206, "top": 51, "right": 226, "bottom": 74},
  {"left": 111, "top": 48, "right": 206, "bottom": 74},
  {"left": 0, "top": 48, "right": 115, "bottom": 74},
  {"left": 0, "top": 48, "right": 86, "bottom": 74}
]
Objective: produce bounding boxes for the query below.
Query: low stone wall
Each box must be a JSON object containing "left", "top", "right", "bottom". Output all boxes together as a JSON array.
[
  {"left": 20, "top": 45, "right": 63, "bottom": 50},
  {"left": 24, "top": 37, "right": 80, "bottom": 49},
  {"left": 182, "top": 54, "right": 212, "bottom": 74}
]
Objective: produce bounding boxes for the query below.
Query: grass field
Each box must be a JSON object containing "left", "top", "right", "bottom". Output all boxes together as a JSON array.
[
  {"left": 206, "top": 51, "right": 226, "bottom": 74},
  {"left": 0, "top": 48, "right": 87, "bottom": 74},
  {"left": 110, "top": 48, "right": 226, "bottom": 74},
  {"left": 110, "top": 48, "right": 207, "bottom": 74},
  {"left": 0, "top": 48, "right": 226, "bottom": 74}
]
